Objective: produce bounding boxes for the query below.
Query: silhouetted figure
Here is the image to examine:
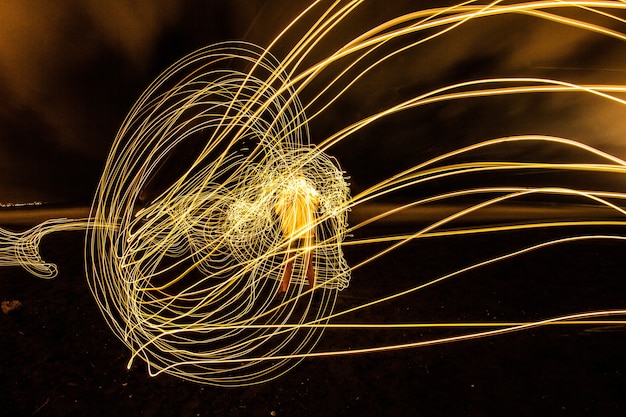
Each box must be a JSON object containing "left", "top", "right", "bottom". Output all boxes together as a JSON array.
[{"left": 274, "top": 176, "right": 320, "bottom": 293}]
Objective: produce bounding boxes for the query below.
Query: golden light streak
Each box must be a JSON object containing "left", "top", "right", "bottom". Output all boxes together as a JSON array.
[{"left": 3, "top": 1, "right": 626, "bottom": 386}]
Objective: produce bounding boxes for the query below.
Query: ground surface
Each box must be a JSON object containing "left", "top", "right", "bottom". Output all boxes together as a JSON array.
[{"left": 2, "top": 225, "right": 626, "bottom": 417}]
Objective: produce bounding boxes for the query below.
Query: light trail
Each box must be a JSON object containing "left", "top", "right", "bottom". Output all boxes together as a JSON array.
[{"left": 2, "top": 1, "right": 626, "bottom": 386}]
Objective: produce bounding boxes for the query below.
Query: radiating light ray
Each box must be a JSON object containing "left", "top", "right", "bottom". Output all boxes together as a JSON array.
[
  {"left": 168, "top": 309, "right": 626, "bottom": 364},
  {"left": 2, "top": 1, "right": 626, "bottom": 386}
]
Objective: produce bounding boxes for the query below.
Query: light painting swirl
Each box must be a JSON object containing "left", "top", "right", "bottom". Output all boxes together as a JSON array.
[{"left": 2, "top": 1, "right": 626, "bottom": 387}]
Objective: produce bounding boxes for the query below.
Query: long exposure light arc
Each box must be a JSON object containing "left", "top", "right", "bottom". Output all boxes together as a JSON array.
[{"left": 2, "top": 0, "right": 626, "bottom": 386}]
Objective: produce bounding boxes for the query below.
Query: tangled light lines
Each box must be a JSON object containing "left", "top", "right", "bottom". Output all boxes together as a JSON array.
[{"left": 3, "top": 0, "right": 626, "bottom": 386}]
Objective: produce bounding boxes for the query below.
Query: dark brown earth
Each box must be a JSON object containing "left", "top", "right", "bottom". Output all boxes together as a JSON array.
[{"left": 2, "top": 225, "right": 626, "bottom": 417}]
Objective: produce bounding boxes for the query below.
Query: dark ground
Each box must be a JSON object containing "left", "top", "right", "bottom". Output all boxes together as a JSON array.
[{"left": 2, "top": 225, "right": 626, "bottom": 417}]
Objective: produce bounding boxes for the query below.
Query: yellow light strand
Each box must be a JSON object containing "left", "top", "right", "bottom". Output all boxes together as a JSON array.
[{"left": 3, "top": 1, "right": 626, "bottom": 386}]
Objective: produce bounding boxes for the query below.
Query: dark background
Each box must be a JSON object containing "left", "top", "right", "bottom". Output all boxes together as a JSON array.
[
  {"left": 2, "top": 1, "right": 626, "bottom": 416},
  {"left": 2, "top": 226, "right": 626, "bottom": 416},
  {"left": 1, "top": 0, "right": 626, "bottom": 203}
]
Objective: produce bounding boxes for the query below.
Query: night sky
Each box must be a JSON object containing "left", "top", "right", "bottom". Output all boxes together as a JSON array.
[{"left": 1, "top": 1, "right": 626, "bottom": 204}]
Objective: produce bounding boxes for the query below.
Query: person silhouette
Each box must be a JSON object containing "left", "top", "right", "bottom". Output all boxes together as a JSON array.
[{"left": 274, "top": 175, "right": 320, "bottom": 294}]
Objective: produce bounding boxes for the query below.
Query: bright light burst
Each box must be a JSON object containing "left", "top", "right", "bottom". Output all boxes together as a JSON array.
[{"left": 3, "top": 0, "right": 626, "bottom": 386}]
